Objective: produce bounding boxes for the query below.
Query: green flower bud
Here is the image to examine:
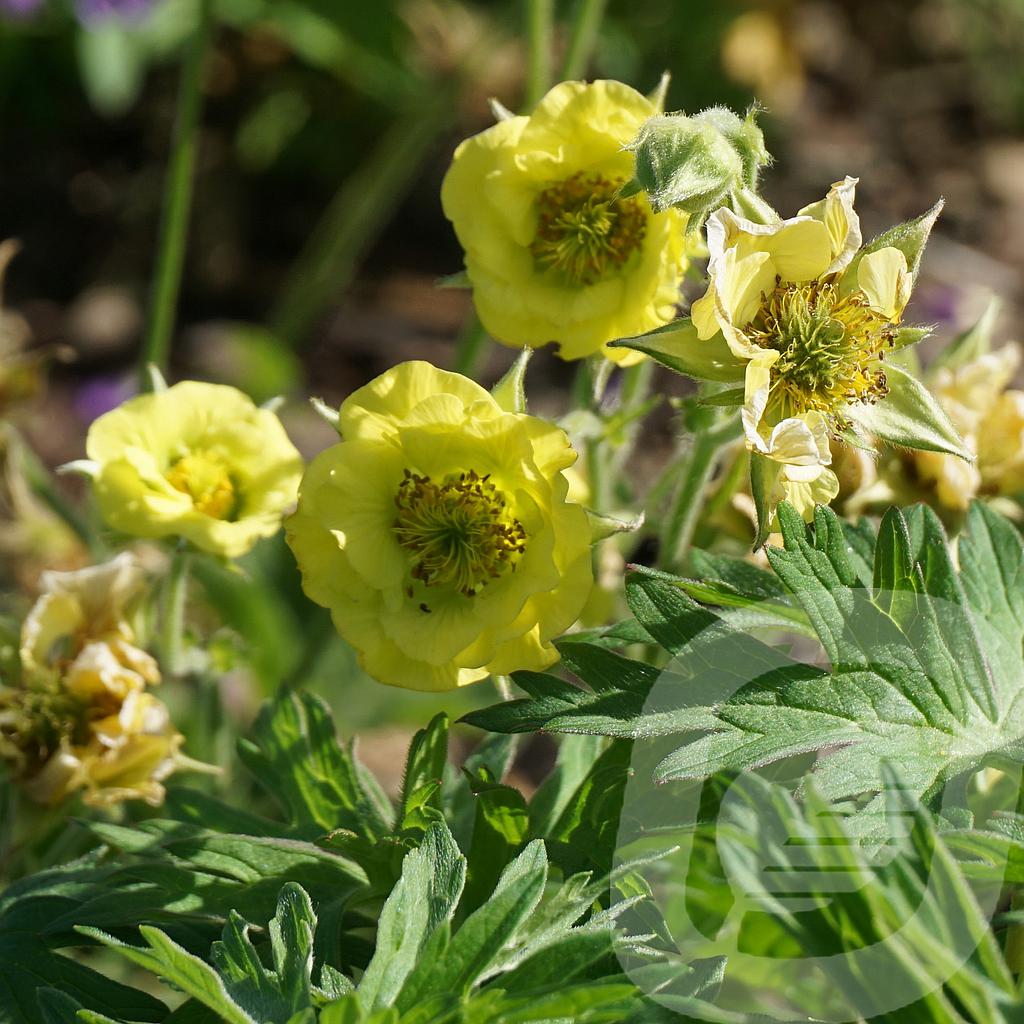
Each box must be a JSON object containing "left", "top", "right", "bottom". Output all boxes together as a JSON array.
[{"left": 624, "top": 105, "right": 771, "bottom": 227}]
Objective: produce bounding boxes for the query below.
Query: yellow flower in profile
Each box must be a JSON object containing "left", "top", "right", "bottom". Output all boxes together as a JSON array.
[
  {"left": 286, "top": 361, "right": 593, "bottom": 691},
  {"left": 0, "top": 555, "right": 185, "bottom": 806},
  {"left": 77, "top": 381, "right": 303, "bottom": 558},
  {"left": 441, "top": 80, "right": 688, "bottom": 363}
]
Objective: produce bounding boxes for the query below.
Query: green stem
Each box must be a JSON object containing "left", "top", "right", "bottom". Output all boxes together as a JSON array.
[
  {"left": 1006, "top": 781, "right": 1024, "bottom": 978},
  {"left": 524, "top": 0, "right": 554, "bottom": 108},
  {"left": 453, "top": 313, "right": 489, "bottom": 379},
  {"left": 138, "top": 0, "right": 214, "bottom": 390},
  {"left": 560, "top": 0, "right": 608, "bottom": 79},
  {"left": 270, "top": 88, "right": 454, "bottom": 348},
  {"left": 659, "top": 416, "right": 741, "bottom": 569},
  {"left": 160, "top": 546, "right": 191, "bottom": 678}
]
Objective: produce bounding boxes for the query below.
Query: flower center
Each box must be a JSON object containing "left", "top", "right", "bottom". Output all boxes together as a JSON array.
[
  {"left": 165, "top": 453, "right": 238, "bottom": 520},
  {"left": 393, "top": 469, "right": 526, "bottom": 599},
  {"left": 530, "top": 172, "right": 646, "bottom": 286},
  {"left": 749, "top": 279, "right": 897, "bottom": 420}
]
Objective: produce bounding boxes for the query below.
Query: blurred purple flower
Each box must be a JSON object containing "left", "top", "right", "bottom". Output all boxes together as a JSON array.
[
  {"left": 74, "top": 372, "right": 136, "bottom": 424},
  {"left": 0, "top": 0, "right": 45, "bottom": 19},
  {"left": 74, "top": 0, "right": 154, "bottom": 25}
]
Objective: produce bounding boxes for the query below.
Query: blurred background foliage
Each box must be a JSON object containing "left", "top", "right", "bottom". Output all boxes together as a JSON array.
[{"left": 2, "top": 0, "right": 1024, "bottom": 795}]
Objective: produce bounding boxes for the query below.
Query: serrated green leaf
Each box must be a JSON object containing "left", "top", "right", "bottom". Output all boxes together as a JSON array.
[
  {"left": 78, "top": 926, "right": 256, "bottom": 1024},
  {"left": 608, "top": 319, "right": 745, "bottom": 383},
  {"left": 848, "top": 363, "right": 970, "bottom": 460},
  {"left": 357, "top": 822, "right": 466, "bottom": 1011},
  {"left": 466, "top": 502, "right": 1024, "bottom": 837},
  {"left": 238, "top": 691, "right": 391, "bottom": 838},
  {"left": 397, "top": 841, "right": 548, "bottom": 1007},
  {"left": 397, "top": 713, "right": 448, "bottom": 831}
]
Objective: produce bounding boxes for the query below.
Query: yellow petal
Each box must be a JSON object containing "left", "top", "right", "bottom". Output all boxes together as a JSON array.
[
  {"left": 856, "top": 246, "right": 910, "bottom": 319},
  {"left": 797, "top": 177, "right": 862, "bottom": 274}
]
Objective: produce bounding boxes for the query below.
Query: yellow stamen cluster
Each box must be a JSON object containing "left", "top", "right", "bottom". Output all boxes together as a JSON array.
[
  {"left": 393, "top": 469, "right": 526, "bottom": 601},
  {"left": 530, "top": 173, "right": 646, "bottom": 286},
  {"left": 750, "top": 278, "right": 897, "bottom": 420},
  {"left": 165, "top": 453, "right": 238, "bottom": 520}
]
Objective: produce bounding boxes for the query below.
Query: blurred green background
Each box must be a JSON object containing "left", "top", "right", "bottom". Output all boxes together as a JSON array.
[{"left": 2, "top": 0, "right": 1024, "bottom": 791}]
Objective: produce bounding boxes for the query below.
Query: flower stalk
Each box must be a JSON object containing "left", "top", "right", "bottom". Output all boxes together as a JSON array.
[{"left": 138, "top": 0, "right": 214, "bottom": 391}]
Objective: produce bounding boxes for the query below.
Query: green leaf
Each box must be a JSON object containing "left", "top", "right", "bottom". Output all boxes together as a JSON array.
[
  {"left": 357, "top": 822, "right": 466, "bottom": 1011},
  {"left": 491, "top": 349, "right": 532, "bottom": 413},
  {"left": 608, "top": 319, "right": 745, "bottom": 383},
  {"left": 466, "top": 502, "right": 1024, "bottom": 837},
  {"left": 461, "top": 768, "right": 529, "bottom": 915},
  {"left": 77, "top": 926, "right": 256, "bottom": 1024},
  {"left": 397, "top": 841, "right": 548, "bottom": 1007},
  {"left": 237, "top": 691, "right": 391, "bottom": 838},
  {"left": 891, "top": 325, "right": 933, "bottom": 351},
  {"left": 397, "top": 713, "right": 449, "bottom": 831},
  {"left": 75, "top": 24, "right": 145, "bottom": 118},
  {"left": 848, "top": 363, "right": 970, "bottom": 460}
]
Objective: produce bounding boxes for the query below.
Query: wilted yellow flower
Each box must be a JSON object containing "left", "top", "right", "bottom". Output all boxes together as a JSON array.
[
  {"left": 441, "top": 80, "right": 688, "bottom": 363},
  {"left": 75, "top": 381, "right": 303, "bottom": 558},
  {"left": 286, "top": 361, "right": 593, "bottom": 691},
  {"left": 689, "top": 177, "right": 964, "bottom": 521},
  {"left": 0, "top": 555, "right": 185, "bottom": 806}
]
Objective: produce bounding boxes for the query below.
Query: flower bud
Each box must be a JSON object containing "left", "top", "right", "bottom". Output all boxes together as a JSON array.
[{"left": 624, "top": 106, "right": 771, "bottom": 225}]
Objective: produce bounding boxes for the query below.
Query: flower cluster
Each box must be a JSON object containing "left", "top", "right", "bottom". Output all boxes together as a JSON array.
[{"left": 0, "top": 555, "right": 183, "bottom": 805}]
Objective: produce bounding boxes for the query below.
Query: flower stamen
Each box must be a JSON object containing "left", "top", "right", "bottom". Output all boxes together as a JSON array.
[
  {"left": 165, "top": 453, "right": 238, "bottom": 520},
  {"left": 531, "top": 172, "right": 646, "bottom": 286},
  {"left": 749, "top": 278, "right": 897, "bottom": 421},
  {"left": 393, "top": 469, "right": 526, "bottom": 599}
]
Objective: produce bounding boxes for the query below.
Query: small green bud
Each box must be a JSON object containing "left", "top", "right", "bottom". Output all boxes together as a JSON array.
[{"left": 624, "top": 105, "right": 772, "bottom": 227}]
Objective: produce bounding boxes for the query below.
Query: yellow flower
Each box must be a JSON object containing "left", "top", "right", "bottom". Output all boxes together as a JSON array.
[
  {"left": 286, "top": 361, "right": 593, "bottom": 691},
  {"left": 0, "top": 554, "right": 185, "bottom": 806},
  {"left": 913, "top": 345, "right": 1024, "bottom": 510},
  {"left": 441, "top": 80, "right": 688, "bottom": 363},
  {"left": 693, "top": 177, "right": 907, "bottom": 454},
  {"left": 78, "top": 381, "right": 303, "bottom": 558}
]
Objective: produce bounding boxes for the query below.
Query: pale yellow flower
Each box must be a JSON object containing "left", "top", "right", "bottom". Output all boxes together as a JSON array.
[{"left": 78, "top": 381, "right": 303, "bottom": 558}]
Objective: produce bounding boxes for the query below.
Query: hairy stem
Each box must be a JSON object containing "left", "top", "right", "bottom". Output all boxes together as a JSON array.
[
  {"left": 659, "top": 415, "right": 741, "bottom": 568},
  {"left": 160, "top": 546, "right": 191, "bottom": 678}
]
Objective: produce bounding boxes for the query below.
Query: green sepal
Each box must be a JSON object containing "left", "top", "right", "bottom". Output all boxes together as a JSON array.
[
  {"left": 698, "top": 385, "right": 745, "bottom": 408},
  {"left": 586, "top": 508, "right": 645, "bottom": 542},
  {"left": 646, "top": 70, "right": 671, "bottom": 113},
  {"left": 490, "top": 348, "right": 532, "bottom": 413},
  {"left": 436, "top": 270, "right": 471, "bottom": 289},
  {"left": 932, "top": 296, "right": 1001, "bottom": 373},
  {"left": 847, "top": 363, "right": 970, "bottom": 460},
  {"left": 846, "top": 197, "right": 944, "bottom": 284},
  {"left": 608, "top": 319, "right": 745, "bottom": 383},
  {"left": 890, "top": 325, "right": 933, "bottom": 351}
]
